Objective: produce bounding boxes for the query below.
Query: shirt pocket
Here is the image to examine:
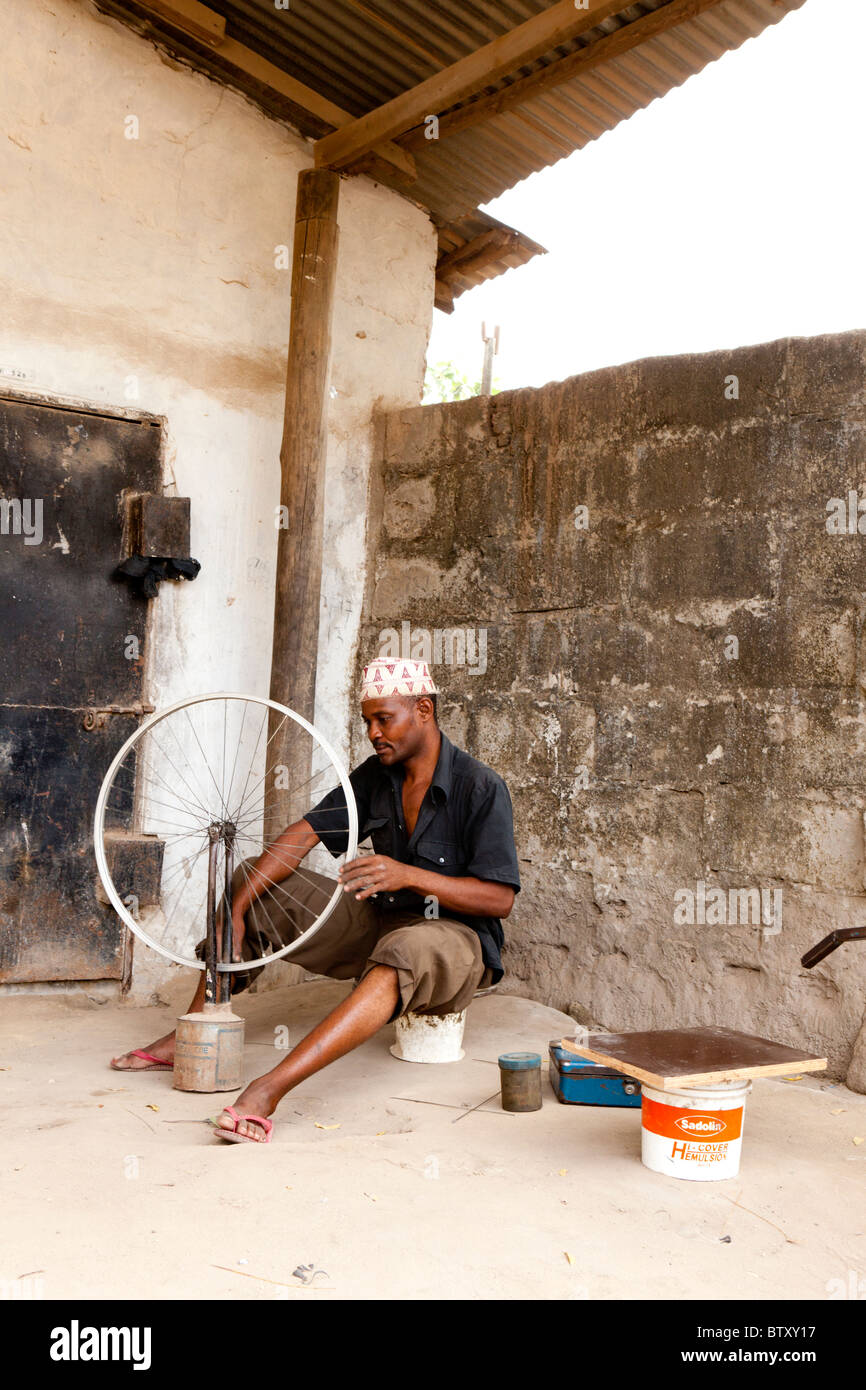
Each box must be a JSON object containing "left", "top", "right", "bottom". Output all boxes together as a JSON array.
[{"left": 415, "top": 835, "right": 464, "bottom": 872}]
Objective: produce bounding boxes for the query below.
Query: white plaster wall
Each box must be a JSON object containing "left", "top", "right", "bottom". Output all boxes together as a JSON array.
[
  {"left": 1, "top": 0, "right": 436, "bottom": 992},
  {"left": 316, "top": 176, "right": 436, "bottom": 763}
]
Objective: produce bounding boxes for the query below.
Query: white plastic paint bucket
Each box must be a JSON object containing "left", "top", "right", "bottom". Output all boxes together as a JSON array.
[
  {"left": 641, "top": 1079, "right": 752, "bottom": 1181},
  {"left": 390, "top": 1009, "right": 466, "bottom": 1063}
]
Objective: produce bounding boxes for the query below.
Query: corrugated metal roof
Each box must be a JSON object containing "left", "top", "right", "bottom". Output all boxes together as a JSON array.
[
  {"left": 203, "top": 0, "right": 808, "bottom": 220},
  {"left": 435, "top": 210, "right": 547, "bottom": 311},
  {"left": 98, "top": 0, "right": 808, "bottom": 296}
]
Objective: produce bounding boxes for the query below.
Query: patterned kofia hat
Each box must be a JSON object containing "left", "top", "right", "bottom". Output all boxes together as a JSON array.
[{"left": 360, "top": 657, "right": 438, "bottom": 701}]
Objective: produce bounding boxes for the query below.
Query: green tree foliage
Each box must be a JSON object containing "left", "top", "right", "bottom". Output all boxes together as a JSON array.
[{"left": 423, "top": 360, "right": 500, "bottom": 403}]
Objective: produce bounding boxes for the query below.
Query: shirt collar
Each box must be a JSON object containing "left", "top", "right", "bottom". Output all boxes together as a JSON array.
[
  {"left": 382, "top": 730, "right": 455, "bottom": 804},
  {"left": 431, "top": 731, "right": 455, "bottom": 804}
]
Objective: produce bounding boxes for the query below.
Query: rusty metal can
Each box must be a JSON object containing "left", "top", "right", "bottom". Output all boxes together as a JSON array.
[
  {"left": 173, "top": 1005, "right": 244, "bottom": 1092},
  {"left": 498, "top": 1051, "right": 543, "bottom": 1112}
]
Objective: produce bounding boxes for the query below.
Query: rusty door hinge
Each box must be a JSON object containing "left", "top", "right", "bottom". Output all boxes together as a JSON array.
[{"left": 82, "top": 703, "right": 155, "bottom": 730}]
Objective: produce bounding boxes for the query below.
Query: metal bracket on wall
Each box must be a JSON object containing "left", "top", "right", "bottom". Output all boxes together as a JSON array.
[{"left": 82, "top": 704, "right": 155, "bottom": 730}]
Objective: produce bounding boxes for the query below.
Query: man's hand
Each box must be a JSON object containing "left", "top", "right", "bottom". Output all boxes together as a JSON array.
[{"left": 338, "top": 855, "right": 411, "bottom": 901}]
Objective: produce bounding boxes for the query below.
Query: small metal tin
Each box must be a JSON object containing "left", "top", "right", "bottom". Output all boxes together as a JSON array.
[{"left": 498, "top": 1051, "right": 543, "bottom": 1112}]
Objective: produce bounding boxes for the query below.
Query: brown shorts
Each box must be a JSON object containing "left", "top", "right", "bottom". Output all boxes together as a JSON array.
[{"left": 200, "top": 859, "right": 493, "bottom": 1022}]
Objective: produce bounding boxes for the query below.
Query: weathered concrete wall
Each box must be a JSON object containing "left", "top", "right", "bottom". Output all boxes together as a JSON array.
[
  {"left": 1, "top": 0, "right": 434, "bottom": 995},
  {"left": 361, "top": 331, "right": 866, "bottom": 1082}
]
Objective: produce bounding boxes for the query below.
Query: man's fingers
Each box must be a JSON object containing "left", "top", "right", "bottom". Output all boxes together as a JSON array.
[
  {"left": 340, "top": 856, "right": 378, "bottom": 877},
  {"left": 340, "top": 864, "right": 381, "bottom": 885},
  {"left": 339, "top": 856, "right": 396, "bottom": 898},
  {"left": 347, "top": 868, "right": 389, "bottom": 898}
]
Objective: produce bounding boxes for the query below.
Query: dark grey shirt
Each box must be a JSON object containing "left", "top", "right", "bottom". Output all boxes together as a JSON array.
[{"left": 303, "top": 732, "right": 520, "bottom": 982}]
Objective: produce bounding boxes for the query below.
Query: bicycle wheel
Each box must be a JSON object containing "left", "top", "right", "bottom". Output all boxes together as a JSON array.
[{"left": 93, "top": 692, "right": 358, "bottom": 971}]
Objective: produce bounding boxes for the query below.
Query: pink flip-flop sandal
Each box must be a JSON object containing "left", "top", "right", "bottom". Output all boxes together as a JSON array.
[
  {"left": 208, "top": 1105, "right": 273, "bottom": 1145},
  {"left": 110, "top": 1049, "right": 173, "bottom": 1072}
]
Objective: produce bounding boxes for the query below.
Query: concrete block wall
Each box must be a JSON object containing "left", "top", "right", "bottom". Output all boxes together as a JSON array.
[{"left": 360, "top": 331, "right": 866, "bottom": 1083}]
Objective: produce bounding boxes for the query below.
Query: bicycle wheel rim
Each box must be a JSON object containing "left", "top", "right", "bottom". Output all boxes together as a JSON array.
[{"left": 93, "top": 692, "right": 358, "bottom": 971}]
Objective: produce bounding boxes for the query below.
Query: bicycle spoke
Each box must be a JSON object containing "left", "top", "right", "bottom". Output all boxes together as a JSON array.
[{"left": 95, "top": 695, "right": 356, "bottom": 970}]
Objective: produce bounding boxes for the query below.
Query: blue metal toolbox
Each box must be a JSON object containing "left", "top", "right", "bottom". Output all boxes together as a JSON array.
[{"left": 548, "top": 1039, "right": 642, "bottom": 1107}]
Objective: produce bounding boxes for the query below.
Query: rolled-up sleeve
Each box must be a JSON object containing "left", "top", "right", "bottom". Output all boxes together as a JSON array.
[{"left": 462, "top": 776, "right": 521, "bottom": 892}]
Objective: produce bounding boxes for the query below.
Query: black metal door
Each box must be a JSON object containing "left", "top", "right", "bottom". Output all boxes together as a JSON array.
[{"left": 0, "top": 395, "right": 161, "bottom": 982}]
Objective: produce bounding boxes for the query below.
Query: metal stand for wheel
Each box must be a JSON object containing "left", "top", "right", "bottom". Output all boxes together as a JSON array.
[
  {"left": 174, "top": 819, "right": 245, "bottom": 1093},
  {"left": 94, "top": 692, "right": 359, "bottom": 1096}
]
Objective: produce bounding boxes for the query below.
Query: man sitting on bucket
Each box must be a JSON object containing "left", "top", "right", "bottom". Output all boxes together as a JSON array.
[{"left": 111, "top": 657, "right": 521, "bottom": 1144}]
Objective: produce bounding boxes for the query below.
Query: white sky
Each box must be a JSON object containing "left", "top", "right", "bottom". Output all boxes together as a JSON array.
[{"left": 427, "top": 0, "right": 866, "bottom": 393}]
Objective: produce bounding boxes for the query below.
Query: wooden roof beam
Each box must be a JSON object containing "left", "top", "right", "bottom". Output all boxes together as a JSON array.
[
  {"left": 131, "top": 0, "right": 416, "bottom": 182},
  {"left": 313, "top": 0, "right": 628, "bottom": 171},
  {"left": 434, "top": 279, "right": 455, "bottom": 314},
  {"left": 399, "top": 0, "right": 728, "bottom": 152},
  {"left": 437, "top": 227, "right": 517, "bottom": 277},
  {"left": 137, "top": 0, "right": 226, "bottom": 48},
  {"left": 435, "top": 221, "right": 547, "bottom": 310}
]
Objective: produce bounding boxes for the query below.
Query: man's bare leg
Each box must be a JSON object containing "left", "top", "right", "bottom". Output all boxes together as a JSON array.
[
  {"left": 214, "top": 964, "right": 401, "bottom": 1141},
  {"left": 110, "top": 973, "right": 206, "bottom": 1070}
]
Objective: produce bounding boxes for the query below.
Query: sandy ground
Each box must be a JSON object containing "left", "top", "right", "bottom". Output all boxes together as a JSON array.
[{"left": 2, "top": 980, "right": 865, "bottom": 1302}]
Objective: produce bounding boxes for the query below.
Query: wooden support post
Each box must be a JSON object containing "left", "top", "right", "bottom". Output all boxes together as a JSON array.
[{"left": 264, "top": 168, "right": 340, "bottom": 846}]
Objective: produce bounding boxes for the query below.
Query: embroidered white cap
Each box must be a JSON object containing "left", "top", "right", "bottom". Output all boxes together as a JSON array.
[{"left": 360, "top": 657, "right": 438, "bottom": 701}]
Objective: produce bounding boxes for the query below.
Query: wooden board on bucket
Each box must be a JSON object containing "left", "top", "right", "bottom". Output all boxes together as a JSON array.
[{"left": 559, "top": 1027, "right": 827, "bottom": 1090}]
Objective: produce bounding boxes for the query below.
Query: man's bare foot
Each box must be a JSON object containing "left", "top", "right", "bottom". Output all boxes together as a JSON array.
[
  {"left": 110, "top": 1031, "right": 176, "bottom": 1070},
  {"left": 214, "top": 1079, "right": 278, "bottom": 1142}
]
